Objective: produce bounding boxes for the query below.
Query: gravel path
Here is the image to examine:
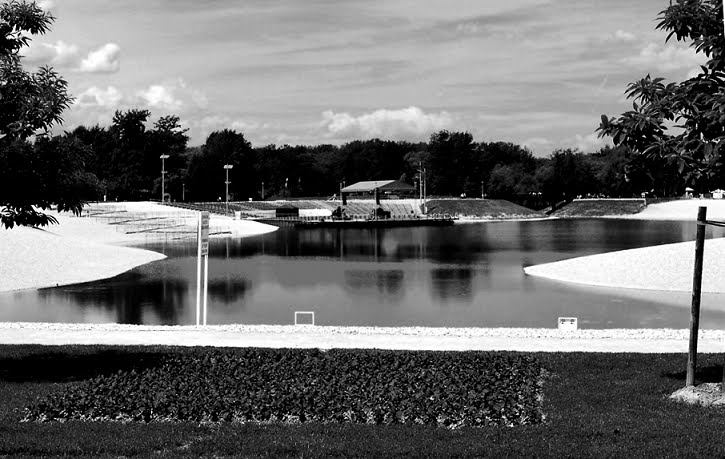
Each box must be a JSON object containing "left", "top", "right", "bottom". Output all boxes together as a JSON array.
[{"left": 0, "top": 322, "right": 722, "bottom": 353}]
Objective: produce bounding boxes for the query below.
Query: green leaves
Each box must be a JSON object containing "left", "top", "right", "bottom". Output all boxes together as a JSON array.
[
  {"left": 600, "top": 0, "right": 725, "bottom": 192},
  {"left": 23, "top": 349, "right": 545, "bottom": 429}
]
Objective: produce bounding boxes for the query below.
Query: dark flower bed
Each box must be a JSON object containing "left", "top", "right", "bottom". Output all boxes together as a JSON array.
[{"left": 23, "top": 348, "right": 543, "bottom": 428}]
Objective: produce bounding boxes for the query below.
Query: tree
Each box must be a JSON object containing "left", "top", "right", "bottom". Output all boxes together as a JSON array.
[
  {"left": 598, "top": 0, "right": 725, "bottom": 193},
  {"left": 108, "top": 109, "right": 151, "bottom": 200},
  {"left": 537, "top": 149, "right": 596, "bottom": 206},
  {"left": 427, "top": 130, "right": 475, "bottom": 196},
  {"left": 148, "top": 115, "right": 189, "bottom": 200},
  {"left": 187, "top": 129, "right": 254, "bottom": 201},
  {"left": 0, "top": 0, "right": 76, "bottom": 228}
]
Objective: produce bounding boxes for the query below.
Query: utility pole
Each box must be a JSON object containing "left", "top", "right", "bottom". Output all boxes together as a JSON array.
[
  {"left": 224, "top": 164, "right": 233, "bottom": 214},
  {"left": 182, "top": 183, "right": 185, "bottom": 201},
  {"left": 160, "top": 154, "right": 169, "bottom": 202}
]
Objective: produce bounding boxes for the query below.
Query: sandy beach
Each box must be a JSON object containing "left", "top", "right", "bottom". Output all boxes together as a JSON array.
[
  {"left": 2, "top": 199, "right": 724, "bottom": 352},
  {"left": 526, "top": 199, "right": 725, "bottom": 293},
  {"left": 0, "top": 203, "right": 278, "bottom": 293}
]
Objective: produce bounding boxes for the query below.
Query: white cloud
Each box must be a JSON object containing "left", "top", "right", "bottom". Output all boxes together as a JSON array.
[
  {"left": 23, "top": 40, "right": 79, "bottom": 67},
  {"left": 573, "top": 132, "right": 611, "bottom": 153},
  {"left": 686, "top": 66, "right": 704, "bottom": 80},
  {"left": 624, "top": 42, "right": 706, "bottom": 72},
  {"left": 604, "top": 29, "right": 636, "bottom": 43},
  {"left": 75, "top": 86, "right": 123, "bottom": 108},
  {"left": 521, "top": 137, "right": 553, "bottom": 153},
  {"left": 320, "top": 106, "right": 453, "bottom": 140},
  {"left": 456, "top": 22, "right": 481, "bottom": 35},
  {"left": 37, "top": 0, "right": 55, "bottom": 12},
  {"left": 135, "top": 79, "right": 208, "bottom": 113},
  {"left": 614, "top": 30, "right": 636, "bottom": 42},
  {"left": 188, "top": 115, "right": 273, "bottom": 144},
  {"left": 138, "top": 84, "right": 183, "bottom": 110},
  {"left": 80, "top": 43, "right": 121, "bottom": 73}
]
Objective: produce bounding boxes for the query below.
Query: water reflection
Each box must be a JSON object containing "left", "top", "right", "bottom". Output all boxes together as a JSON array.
[
  {"left": 7, "top": 219, "right": 725, "bottom": 328},
  {"left": 207, "top": 278, "right": 249, "bottom": 304},
  {"left": 430, "top": 268, "right": 474, "bottom": 302},
  {"left": 344, "top": 269, "right": 404, "bottom": 298},
  {"left": 37, "top": 273, "right": 188, "bottom": 325}
]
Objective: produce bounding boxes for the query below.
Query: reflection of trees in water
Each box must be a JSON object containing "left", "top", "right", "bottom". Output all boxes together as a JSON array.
[
  {"left": 38, "top": 272, "right": 188, "bottom": 325},
  {"left": 219, "top": 227, "right": 490, "bottom": 263},
  {"left": 344, "top": 270, "right": 404, "bottom": 298},
  {"left": 430, "top": 268, "right": 474, "bottom": 302},
  {"left": 207, "top": 278, "right": 250, "bottom": 305}
]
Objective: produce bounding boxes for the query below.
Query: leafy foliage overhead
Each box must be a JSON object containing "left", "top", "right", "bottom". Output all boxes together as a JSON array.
[
  {"left": 598, "top": 0, "right": 725, "bottom": 190},
  {"left": 0, "top": 0, "right": 77, "bottom": 228}
]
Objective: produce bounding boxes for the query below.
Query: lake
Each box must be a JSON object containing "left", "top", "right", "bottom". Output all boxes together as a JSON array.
[{"left": 4, "top": 219, "right": 725, "bottom": 329}]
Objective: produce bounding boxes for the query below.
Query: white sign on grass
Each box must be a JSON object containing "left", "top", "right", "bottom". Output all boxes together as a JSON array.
[
  {"left": 295, "top": 311, "right": 315, "bottom": 325},
  {"left": 200, "top": 212, "right": 209, "bottom": 256},
  {"left": 196, "top": 212, "right": 210, "bottom": 325},
  {"left": 558, "top": 317, "right": 578, "bottom": 331}
]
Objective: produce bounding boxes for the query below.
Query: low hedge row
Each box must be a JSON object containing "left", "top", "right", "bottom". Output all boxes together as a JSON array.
[{"left": 23, "top": 348, "right": 543, "bottom": 428}]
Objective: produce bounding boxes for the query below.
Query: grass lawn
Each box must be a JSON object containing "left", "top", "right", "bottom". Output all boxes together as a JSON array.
[
  {"left": 426, "top": 199, "right": 544, "bottom": 218},
  {"left": 2, "top": 345, "right": 725, "bottom": 458},
  {"left": 550, "top": 199, "right": 646, "bottom": 217}
]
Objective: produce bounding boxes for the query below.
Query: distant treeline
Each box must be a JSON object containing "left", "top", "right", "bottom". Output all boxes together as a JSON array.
[{"left": 0, "top": 109, "right": 687, "bottom": 211}]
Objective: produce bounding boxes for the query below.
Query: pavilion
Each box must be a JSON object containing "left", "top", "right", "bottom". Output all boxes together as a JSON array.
[{"left": 340, "top": 180, "right": 415, "bottom": 205}]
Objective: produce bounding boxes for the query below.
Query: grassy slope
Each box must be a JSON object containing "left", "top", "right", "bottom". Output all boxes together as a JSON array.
[
  {"left": 2, "top": 345, "right": 725, "bottom": 458},
  {"left": 550, "top": 199, "right": 646, "bottom": 217},
  {"left": 426, "top": 199, "right": 544, "bottom": 218}
]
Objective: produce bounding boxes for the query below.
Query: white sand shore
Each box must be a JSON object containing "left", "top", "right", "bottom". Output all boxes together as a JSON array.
[
  {"left": 0, "top": 202, "right": 277, "bottom": 293},
  {"left": 525, "top": 199, "right": 725, "bottom": 293},
  {"left": 620, "top": 199, "right": 725, "bottom": 220}
]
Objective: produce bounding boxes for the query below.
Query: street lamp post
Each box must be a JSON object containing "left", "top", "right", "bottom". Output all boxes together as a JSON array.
[
  {"left": 160, "top": 154, "right": 169, "bottom": 202},
  {"left": 224, "top": 164, "right": 233, "bottom": 214}
]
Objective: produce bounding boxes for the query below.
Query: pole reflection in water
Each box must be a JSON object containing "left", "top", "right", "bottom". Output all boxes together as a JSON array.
[{"left": 7, "top": 220, "right": 725, "bottom": 328}]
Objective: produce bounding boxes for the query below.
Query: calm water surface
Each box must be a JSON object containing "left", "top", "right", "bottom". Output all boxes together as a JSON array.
[{"left": 4, "top": 219, "right": 725, "bottom": 329}]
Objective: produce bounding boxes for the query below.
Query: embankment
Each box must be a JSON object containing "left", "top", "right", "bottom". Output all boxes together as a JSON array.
[
  {"left": 548, "top": 198, "right": 646, "bottom": 217},
  {"left": 425, "top": 199, "right": 544, "bottom": 219}
]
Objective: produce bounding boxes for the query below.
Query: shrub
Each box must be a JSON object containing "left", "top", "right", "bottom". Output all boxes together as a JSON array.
[{"left": 23, "top": 348, "right": 543, "bottom": 428}]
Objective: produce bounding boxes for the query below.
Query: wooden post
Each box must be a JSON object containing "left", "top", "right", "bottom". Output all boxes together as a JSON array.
[{"left": 686, "top": 206, "right": 707, "bottom": 387}]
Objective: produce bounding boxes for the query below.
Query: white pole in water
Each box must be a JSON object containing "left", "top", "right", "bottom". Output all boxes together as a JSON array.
[
  {"left": 195, "top": 212, "right": 202, "bottom": 325},
  {"left": 203, "top": 253, "right": 209, "bottom": 325}
]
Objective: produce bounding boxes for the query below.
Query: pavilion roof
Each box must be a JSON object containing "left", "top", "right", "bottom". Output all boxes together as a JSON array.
[{"left": 341, "top": 180, "right": 414, "bottom": 193}]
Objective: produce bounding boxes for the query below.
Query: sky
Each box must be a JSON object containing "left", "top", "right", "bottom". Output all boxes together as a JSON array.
[{"left": 21, "top": 0, "right": 709, "bottom": 156}]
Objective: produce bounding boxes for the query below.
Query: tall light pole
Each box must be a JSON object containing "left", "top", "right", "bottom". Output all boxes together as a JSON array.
[
  {"left": 261, "top": 181, "right": 265, "bottom": 200},
  {"left": 224, "top": 164, "right": 233, "bottom": 214},
  {"left": 160, "top": 154, "right": 169, "bottom": 202},
  {"left": 417, "top": 162, "right": 427, "bottom": 214}
]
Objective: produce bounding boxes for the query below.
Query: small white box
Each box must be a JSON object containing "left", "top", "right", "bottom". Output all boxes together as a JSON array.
[
  {"left": 294, "top": 311, "right": 315, "bottom": 326},
  {"left": 558, "top": 317, "right": 578, "bottom": 331}
]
